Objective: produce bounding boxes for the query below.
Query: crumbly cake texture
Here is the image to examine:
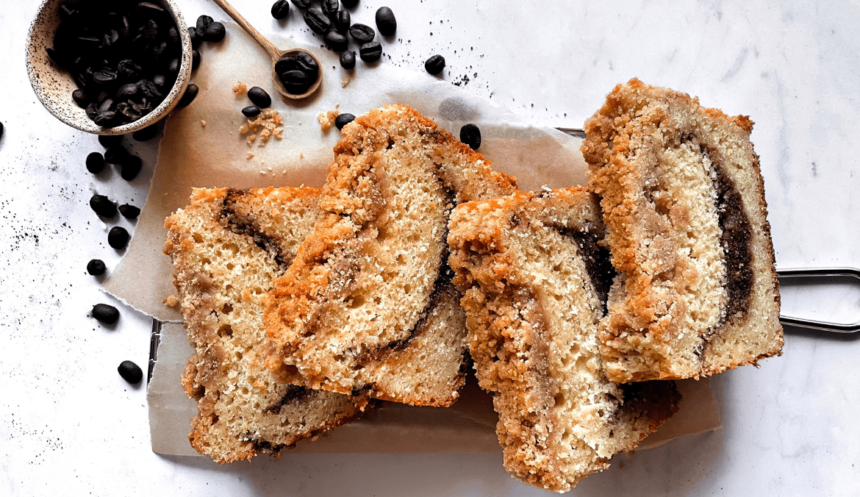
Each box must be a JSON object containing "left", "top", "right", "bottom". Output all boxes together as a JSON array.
[
  {"left": 264, "top": 104, "right": 518, "bottom": 406},
  {"left": 582, "top": 79, "right": 783, "bottom": 382},
  {"left": 448, "top": 188, "right": 680, "bottom": 493},
  {"left": 164, "top": 187, "right": 366, "bottom": 464}
]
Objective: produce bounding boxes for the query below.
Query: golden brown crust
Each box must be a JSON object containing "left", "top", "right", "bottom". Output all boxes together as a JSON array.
[
  {"left": 449, "top": 187, "right": 680, "bottom": 492},
  {"left": 264, "top": 104, "right": 516, "bottom": 406},
  {"left": 582, "top": 79, "right": 783, "bottom": 382},
  {"left": 165, "top": 187, "right": 367, "bottom": 464}
]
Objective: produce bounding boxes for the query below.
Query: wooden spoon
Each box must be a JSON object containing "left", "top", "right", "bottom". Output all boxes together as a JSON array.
[{"left": 212, "top": 0, "right": 322, "bottom": 100}]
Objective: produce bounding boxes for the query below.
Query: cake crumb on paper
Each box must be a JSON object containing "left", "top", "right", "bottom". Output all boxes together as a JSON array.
[
  {"left": 246, "top": 152, "right": 255, "bottom": 160},
  {"left": 342, "top": 77, "right": 350, "bottom": 88},
  {"left": 318, "top": 107, "right": 340, "bottom": 132},
  {"left": 240, "top": 109, "right": 284, "bottom": 147},
  {"left": 232, "top": 82, "right": 248, "bottom": 95},
  {"left": 200, "top": 120, "right": 207, "bottom": 127},
  {"left": 163, "top": 295, "right": 179, "bottom": 307}
]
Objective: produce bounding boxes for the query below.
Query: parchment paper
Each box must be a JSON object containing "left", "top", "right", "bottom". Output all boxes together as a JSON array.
[{"left": 100, "top": 24, "right": 720, "bottom": 455}]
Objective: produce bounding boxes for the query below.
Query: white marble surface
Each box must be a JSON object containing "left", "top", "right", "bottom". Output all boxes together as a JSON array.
[{"left": 1, "top": 0, "right": 859, "bottom": 495}]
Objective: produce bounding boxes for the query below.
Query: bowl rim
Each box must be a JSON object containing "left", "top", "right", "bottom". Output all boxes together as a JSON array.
[{"left": 25, "top": 0, "right": 193, "bottom": 136}]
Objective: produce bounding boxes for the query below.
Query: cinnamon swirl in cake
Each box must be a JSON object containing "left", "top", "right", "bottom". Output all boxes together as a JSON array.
[
  {"left": 582, "top": 79, "right": 783, "bottom": 382},
  {"left": 448, "top": 187, "right": 680, "bottom": 492},
  {"left": 164, "top": 187, "right": 365, "bottom": 463},
  {"left": 264, "top": 104, "right": 518, "bottom": 406}
]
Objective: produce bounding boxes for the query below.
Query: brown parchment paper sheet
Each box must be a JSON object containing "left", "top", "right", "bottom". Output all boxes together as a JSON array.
[{"left": 99, "top": 24, "right": 720, "bottom": 455}]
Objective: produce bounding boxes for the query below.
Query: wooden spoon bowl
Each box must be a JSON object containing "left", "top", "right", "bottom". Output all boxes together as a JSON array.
[{"left": 213, "top": 0, "right": 322, "bottom": 100}]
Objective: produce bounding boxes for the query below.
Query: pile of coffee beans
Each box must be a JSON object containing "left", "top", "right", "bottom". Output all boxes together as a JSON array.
[
  {"left": 274, "top": 52, "right": 319, "bottom": 95},
  {"left": 271, "top": 1, "right": 397, "bottom": 93},
  {"left": 48, "top": 0, "right": 185, "bottom": 128}
]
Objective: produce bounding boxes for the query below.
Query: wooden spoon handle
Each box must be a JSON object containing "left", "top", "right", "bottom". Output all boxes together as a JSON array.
[{"left": 211, "top": 0, "right": 282, "bottom": 61}]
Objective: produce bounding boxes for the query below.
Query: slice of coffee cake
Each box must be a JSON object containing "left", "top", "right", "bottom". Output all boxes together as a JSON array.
[
  {"left": 448, "top": 187, "right": 680, "bottom": 492},
  {"left": 264, "top": 104, "right": 518, "bottom": 406},
  {"left": 164, "top": 187, "right": 365, "bottom": 463},
  {"left": 582, "top": 79, "right": 783, "bottom": 382}
]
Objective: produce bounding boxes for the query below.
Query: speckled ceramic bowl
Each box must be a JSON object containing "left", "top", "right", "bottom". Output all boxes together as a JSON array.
[{"left": 25, "top": 0, "right": 192, "bottom": 135}]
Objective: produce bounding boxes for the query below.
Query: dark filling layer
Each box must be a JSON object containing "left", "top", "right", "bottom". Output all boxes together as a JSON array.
[
  {"left": 220, "top": 189, "right": 292, "bottom": 272},
  {"left": 554, "top": 224, "right": 616, "bottom": 314},
  {"left": 264, "top": 384, "right": 311, "bottom": 414},
  {"left": 349, "top": 184, "right": 457, "bottom": 368},
  {"left": 710, "top": 156, "right": 754, "bottom": 323}
]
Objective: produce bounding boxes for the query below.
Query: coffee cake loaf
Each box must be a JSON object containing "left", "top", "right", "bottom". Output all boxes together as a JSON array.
[
  {"left": 264, "top": 104, "right": 518, "bottom": 406},
  {"left": 582, "top": 79, "right": 783, "bottom": 382},
  {"left": 448, "top": 188, "right": 680, "bottom": 492},
  {"left": 164, "top": 187, "right": 365, "bottom": 463}
]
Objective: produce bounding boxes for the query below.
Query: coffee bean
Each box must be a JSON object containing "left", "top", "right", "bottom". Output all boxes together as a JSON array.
[
  {"left": 279, "top": 69, "right": 310, "bottom": 94},
  {"left": 460, "top": 124, "right": 481, "bottom": 150},
  {"left": 178, "top": 84, "right": 198, "bottom": 107},
  {"left": 143, "top": 19, "right": 159, "bottom": 40},
  {"left": 204, "top": 22, "right": 226, "bottom": 42},
  {"left": 72, "top": 89, "right": 88, "bottom": 108},
  {"left": 281, "top": 70, "right": 309, "bottom": 86},
  {"left": 92, "top": 304, "right": 120, "bottom": 324},
  {"left": 340, "top": 50, "right": 356, "bottom": 69},
  {"left": 98, "top": 98, "right": 115, "bottom": 114},
  {"left": 98, "top": 135, "right": 122, "bottom": 148},
  {"left": 322, "top": 0, "right": 338, "bottom": 16},
  {"left": 118, "top": 361, "right": 143, "bottom": 384},
  {"left": 167, "top": 26, "right": 180, "bottom": 45},
  {"left": 335, "top": 113, "right": 355, "bottom": 130},
  {"left": 118, "top": 204, "right": 141, "bottom": 219},
  {"left": 248, "top": 87, "right": 272, "bottom": 109},
  {"left": 359, "top": 41, "right": 382, "bottom": 62},
  {"left": 133, "top": 124, "right": 158, "bottom": 141},
  {"left": 342, "top": 0, "right": 358, "bottom": 7},
  {"left": 375, "top": 7, "right": 396, "bottom": 36},
  {"left": 138, "top": 79, "right": 163, "bottom": 100},
  {"left": 167, "top": 57, "right": 180, "bottom": 74},
  {"left": 304, "top": 7, "right": 331, "bottom": 34},
  {"left": 324, "top": 30, "right": 348, "bottom": 52},
  {"left": 196, "top": 15, "right": 213, "bottom": 34},
  {"left": 94, "top": 111, "right": 119, "bottom": 127},
  {"left": 104, "top": 146, "right": 127, "bottom": 165},
  {"left": 292, "top": 0, "right": 311, "bottom": 7},
  {"left": 87, "top": 259, "right": 106, "bottom": 276},
  {"left": 242, "top": 106, "right": 262, "bottom": 118},
  {"left": 275, "top": 56, "right": 299, "bottom": 76},
  {"left": 92, "top": 69, "right": 118, "bottom": 85},
  {"left": 296, "top": 52, "right": 319, "bottom": 76},
  {"left": 85, "top": 103, "right": 98, "bottom": 120},
  {"left": 152, "top": 74, "right": 167, "bottom": 90},
  {"left": 192, "top": 49, "right": 201, "bottom": 70},
  {"left": 121, "top": 155, "right": 143, "bottom": 181},
  {"left": 185, "top": 27, "right": 200, "bottom": 50},
  {"left": 86, "top": 152, "right": 105, "bottom": 174},
  {"left": 108, "top": 226, "right": 130, "bottom": 249},
  {"left": 424, "top": 54, "right": 445, "bottom": 75},
  {"left": 272, "top": 0, "right": 291, "bottom": 20},
  {"left": 0, "top": 122, "right": 4, "bottom": 141},
  {"left": 138, "top": 2, "right": 165, "bottom": 15},
  {"left": 117, "top": 59, "right": 142, "bottom": 80},
  {"left": 116, "top": 83, "right": 139, "bottom": 100},
  {"left": 334, "top": 10, "right": 351, "bottom": 33},
  {"left": 90, "top": 194, "right": 117, "bottom": 218},
  {"left": 349, "top": 23, "right": 375, "bottom": 44}
]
